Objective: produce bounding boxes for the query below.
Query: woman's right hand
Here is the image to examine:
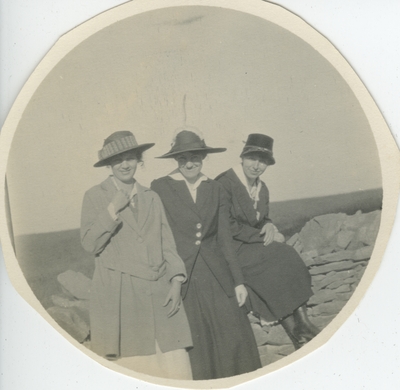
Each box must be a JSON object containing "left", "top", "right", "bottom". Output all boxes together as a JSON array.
[
  {"left": 111, "top": 189, "right": 131, "bottom": 213},
  {"left": 260, "top": 223, "right": 275, "bottom": 246}
]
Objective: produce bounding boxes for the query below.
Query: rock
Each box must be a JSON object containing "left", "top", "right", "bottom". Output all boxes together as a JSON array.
[
  {"left": 268, "top": 344, "right": 295, "bottom": 357},
  {"left": 353, "top": 246, "right": 373, "bottom": 261},
  {"left": 258, "top": 344, "right": 294, "bottom": 366},
  {"left": 327, "top": 276, "right": 356, "bottom": 290},
  {"left": 261, "top": 324, "right": 292, "bottom": 346},
  {"left": 319, "top": 250, "right": 354, "bottom": 263},
  {"left": 308, "top": 314, "right": 336, "bottom": 329},
  {"left": 330, "top": 284, "right": 352, "bottom": 293},
  {"left": 309, "top": 260, "right": 356, "bottom": 275},
  {"left": 293, "top": 241, "right": 304, "bottom": 254},
  {"left": 308, "top": 289, "right": 337, "bottom": 306},
  {"left": 286, "top": 233, "right": 299, "bottom": 246},
  {"left": 47, "top": 306, "right": 90, "bottom": 342},
  {"left": 310, "top": 300, "right": 347, "bottom": 317},
  {"left": 300, "top": 254, "right": 315, "bottom": 267},
  {"left": 51, "top": 295, "right": 89, "bottom": 310},
  {"left": 335, "top": 292, "right": 354, "bottom": 302},
  {"left": 342, "top": 210, "right": 365, "bottom": 230},
  {"left": 57, "top": 270, "right": 91, "bottom": 300},
  {"left": 357, "top": 211, "right": 381, "bottom": 245},
  {"left": 298, "top": 213, "right": 347, "bottom": 252},
  {"left": 250, "top": 323, "right": 271, "bottom": 346},
  {"left": 312, "top": 271, "right": 338, "bottom": 291},
  {"left": 337, "top": 230, "right": 356, "bottom": 249}
]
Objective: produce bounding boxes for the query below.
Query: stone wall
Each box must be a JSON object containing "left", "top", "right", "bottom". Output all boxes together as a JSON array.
[
  {"left": 46, "top": 210, "right": 381, "bottom": 365},
  {"left": 253, "top": 210, "right": 381, "bottom": 365}
]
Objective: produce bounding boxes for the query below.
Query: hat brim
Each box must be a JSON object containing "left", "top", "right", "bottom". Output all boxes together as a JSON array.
[
  {"left": 240, "top": 147, "right": 275, "bottom": 165},
  {"left": 157, "top": 147, "right": 227, "bottom": 159},
  {"left": 94, "top": 143, "right": 155, "bottom": 167}
]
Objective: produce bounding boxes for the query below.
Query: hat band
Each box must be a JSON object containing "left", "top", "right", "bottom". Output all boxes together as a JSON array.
[
  {"left": 242, "top": 146, "right": 272, "bottom": 154},
  {"left": 170, "top": 140, "right": 207, "bottom": 153},
  {"left": 98, "top": 135, "right": 139, "bottom": 160}
]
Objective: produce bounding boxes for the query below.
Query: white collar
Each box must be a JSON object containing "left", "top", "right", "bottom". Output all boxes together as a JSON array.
[
  {"left": 168, "top": 169, "right": 208, "bottom": 202},
  {"left": 169, "top": 169, "right": 208, "bottom": 188},
  {"left": 232, "top": 164, "right": 262, "bottom": 201}
]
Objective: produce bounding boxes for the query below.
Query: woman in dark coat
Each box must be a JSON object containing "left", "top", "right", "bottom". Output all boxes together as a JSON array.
[
  {"left": 81, "top": 131, "right": 193, "bottom": 379},
  {"left": 151, "top": 128, "right": 261, "bottom": 380},
  {"left": 215, "top": 133, "right": 319, "bottom": 349}
]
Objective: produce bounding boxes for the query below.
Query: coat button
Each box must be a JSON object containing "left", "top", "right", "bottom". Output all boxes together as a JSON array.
[
  {"left": 196, "top": 223, "right": 202, "bottom": 229},
  {"left": 138, "top": 237, "right": 143, "bottom": 243},
  {"left": 196, "top": 232, "right": 201, "bottom": 237},
  {"left": 151, "top": 266, "right": 158, "bottom": 271},
  {"left": 195, "top": 240, "right": 201, "bottom": 245}
]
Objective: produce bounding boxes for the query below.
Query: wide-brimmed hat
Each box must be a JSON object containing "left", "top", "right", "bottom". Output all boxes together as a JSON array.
[
  {"left": 240, "top": 133, "right": 275, "bottom": 165},
  {"left": 94, "top": 131, "right": 155, "bottom": 167},
  {"left": 157, "top": 129, "right": 226, "bottom": 159}
]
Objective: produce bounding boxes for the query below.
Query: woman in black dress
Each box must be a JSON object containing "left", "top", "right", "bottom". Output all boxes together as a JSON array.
[
  {"left": 151, "top": 128, "right": 261, "bottom": 380},
  {"left": 216, "top": 133, "right": 319, "bottom": 349}
]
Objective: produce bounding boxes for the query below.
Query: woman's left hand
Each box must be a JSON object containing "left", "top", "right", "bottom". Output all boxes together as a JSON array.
[
  {"left": 163, "top": 279, "right": 183, "bottom": 318},
  {"left": 235, "top": 284, "right": 248, "bottom": 307}
]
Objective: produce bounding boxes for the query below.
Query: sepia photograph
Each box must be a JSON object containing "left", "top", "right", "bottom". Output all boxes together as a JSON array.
[{"left": 1, "top": 0, "right": 399, "bottom": 389}]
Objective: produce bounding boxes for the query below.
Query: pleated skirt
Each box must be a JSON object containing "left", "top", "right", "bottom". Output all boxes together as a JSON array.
[{"left": 183, "top": 254, "right": 261, "bottom": 380}]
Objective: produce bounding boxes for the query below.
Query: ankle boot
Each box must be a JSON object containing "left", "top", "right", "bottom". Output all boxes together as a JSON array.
[
  {"left": 293, "top": 305, "right": 320, "bottom": 337},
  {"left": 280, "top": 314, "right": 310, "bottom": 350}
]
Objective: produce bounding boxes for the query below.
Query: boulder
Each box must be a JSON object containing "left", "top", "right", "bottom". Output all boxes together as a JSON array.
[
  {"left": 57, "top": 270, "right": 91, "bottom": 300},
  {"left": 309, "top": 260, "right": 356, "bottom": 275},
  {"left": 47, "top": 306, "right": 90, "bottom": 342}
]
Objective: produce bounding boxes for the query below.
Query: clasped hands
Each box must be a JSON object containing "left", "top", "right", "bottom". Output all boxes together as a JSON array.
[{"left": 259, "top": 222, "right": 285, "bottom": 246}]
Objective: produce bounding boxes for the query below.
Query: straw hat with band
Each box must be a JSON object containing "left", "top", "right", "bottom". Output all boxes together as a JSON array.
[
  {"left": 157, "top": 129, "right": 226, "bottom": 159},
  {"left": 240, "top": 133, "right": 276, "bottom": 165},
  {"left": 94, "top": 131, "right": 155, "bottom": 167}
]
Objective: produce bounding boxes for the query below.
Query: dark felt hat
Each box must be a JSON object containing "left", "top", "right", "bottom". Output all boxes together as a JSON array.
[
  {"left": 157, "top": 129, "right": 226, "bottom": 159},
  {"left": 94, "top": 131, "right": 155, "bottom": 167},
  {"left": 240, "top": 133, "right": 275, "bottom": 165}
]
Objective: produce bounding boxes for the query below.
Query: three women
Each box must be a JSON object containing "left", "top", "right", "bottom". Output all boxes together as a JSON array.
[{"left": 81, "top": 128, "right": 318, "bottom": 381}]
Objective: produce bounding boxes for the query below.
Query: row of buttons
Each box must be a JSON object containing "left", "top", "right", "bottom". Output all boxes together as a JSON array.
[{"left": 195, "top": 222, "right": 202, "bottom": 245}]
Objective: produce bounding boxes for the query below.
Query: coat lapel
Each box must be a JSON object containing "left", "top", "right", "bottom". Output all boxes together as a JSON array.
[
  {"left": 166, "top": 177, "right": 200, "bottom": 216},
  {"left": 136, "top": 183, "right": 153, "bottom": 231},
  {"left": 226, "top": 169, "right": 260, "bottom": 226},
  {"left": 196, "top": 179, "right": 212, "bottom": 213},
  {"left": 257, "top": 183, "right": 269, "bottom": 221}
]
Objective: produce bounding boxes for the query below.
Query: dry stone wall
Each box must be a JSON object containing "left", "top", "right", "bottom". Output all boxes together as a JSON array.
[{"left": 253, "top": 209, "right": 381, "bottom": 365}]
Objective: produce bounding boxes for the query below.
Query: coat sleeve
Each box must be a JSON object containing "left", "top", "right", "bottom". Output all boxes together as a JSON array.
[
  {"left": 217, "top": 175, "right": 268, "bottom": 244},
  {"left": 80, "top": 189, "right": 122, "bottom": 254},
  {"left": 217, "top": 185, "right": 245, "bottom": 287},
  {"left": 153, "top": 193, "right": 188, "bottom": 283}
]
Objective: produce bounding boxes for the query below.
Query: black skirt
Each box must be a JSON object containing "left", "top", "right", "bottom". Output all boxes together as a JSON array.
[
  {"left": 239, "top": 241, "right": 313, "bottom": 321},
  {"left": 183, "top": 254, "right": 261, "bottom": 380}
]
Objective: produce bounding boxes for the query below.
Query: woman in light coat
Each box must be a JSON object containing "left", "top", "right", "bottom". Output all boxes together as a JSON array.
[
  {"left": 81, "top": 131, "right": 192, "bottom": 379},
  {"left": 216, "top": 133, "right": 319, "bottom": 349},
  {"left": 151, "top": 128, "right": 261, "bottom": 380}
]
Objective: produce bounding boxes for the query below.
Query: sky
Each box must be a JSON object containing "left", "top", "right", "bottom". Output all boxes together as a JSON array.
[{"left": 6, "top": 6, "right": 381, "bottom": 235}]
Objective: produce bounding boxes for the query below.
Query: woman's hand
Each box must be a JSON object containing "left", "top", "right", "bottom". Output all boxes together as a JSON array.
[
  {"left": 111, "top": 189, "right": 131, "bottom": 213},
  {"left": 235, "top": 284, "right": 248, "bottom": 307},
  {"left": 163, "top": 278, "right": 183, "bottom": 318},
  {"left": 260, "top": 223, "right": 275, "bottom": 246}
]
